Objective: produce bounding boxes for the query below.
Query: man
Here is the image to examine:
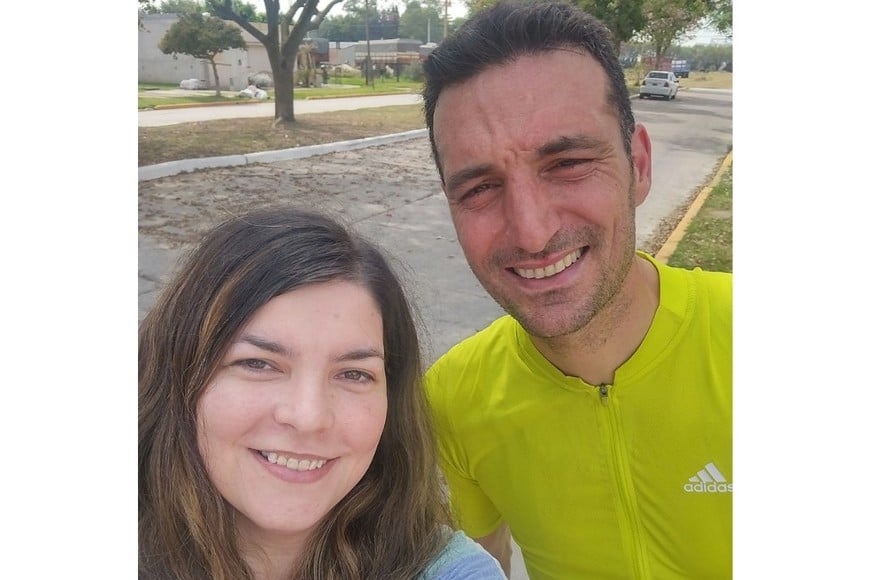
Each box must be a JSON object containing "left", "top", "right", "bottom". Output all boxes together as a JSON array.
[{"left": 421, "top": 2, "right": 732, "bottom": 579}]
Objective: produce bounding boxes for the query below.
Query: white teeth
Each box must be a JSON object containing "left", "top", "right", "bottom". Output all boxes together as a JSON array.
[
  {"left": 261, "top": 451, "right": 326, "bottom": 472},
  {"left": 515, "top": 250, "right": 581, "bottom": 280}
]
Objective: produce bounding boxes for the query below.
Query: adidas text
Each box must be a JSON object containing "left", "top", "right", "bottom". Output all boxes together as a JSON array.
[{"left": 684, "top": 482, "right": 733, "bottom": 493}]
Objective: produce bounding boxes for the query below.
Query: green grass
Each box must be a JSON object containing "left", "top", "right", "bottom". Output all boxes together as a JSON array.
[
  {"left": 138, "top": 80, "right": 422, "bottom": 110},
  {"left": 666, "top": 164, "right": 733, "bottom": 273}
]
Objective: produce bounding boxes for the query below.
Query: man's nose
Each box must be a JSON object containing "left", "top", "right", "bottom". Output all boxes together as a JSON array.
[{"left": 503, "top": 180, "right": 559, "bottom": 255}]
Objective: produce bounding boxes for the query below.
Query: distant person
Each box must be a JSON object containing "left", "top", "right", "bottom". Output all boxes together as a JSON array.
[
  {"left": 139, "top": 207, "right": 507, "bottom": 580},
  {"left": 421, "top": 2, "right": 732, "bottom": 579}
]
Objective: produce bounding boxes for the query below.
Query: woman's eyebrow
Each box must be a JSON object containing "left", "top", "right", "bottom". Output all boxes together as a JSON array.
[
  {"left": 334, "top": 348, "right": 385, "bottom": 363},
  {"left": 238, "top": 333, "right": 289, "bottom": 355}
]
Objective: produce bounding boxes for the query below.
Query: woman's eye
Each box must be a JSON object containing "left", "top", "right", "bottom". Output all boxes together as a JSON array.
[
  {"left": 340, "top": 369, "right": 374, "bottom": 383},
  {"left": 236, "top": 358, "right": 272, "bottom": 371}
]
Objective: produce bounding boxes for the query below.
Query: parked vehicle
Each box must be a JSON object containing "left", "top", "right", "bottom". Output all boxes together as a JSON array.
[
  {"left": 672, "top": 59, "right": 690, "bottom": 78},
  {"left": 639, "top": 70, "right": 679, "bottom": 100}
]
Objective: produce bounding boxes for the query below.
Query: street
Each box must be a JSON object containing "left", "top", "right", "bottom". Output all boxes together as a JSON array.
[{"left": 139, "top": 88, "right": 732, "bottom": 366}]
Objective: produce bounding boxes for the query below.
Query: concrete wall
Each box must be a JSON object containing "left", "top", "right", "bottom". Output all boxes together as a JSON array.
[
  {"left": 138, "top": 13, "right": 271, "bottom": 91},
  {"left": 328, "top": 42, "right": 358, "bottom": 66}
]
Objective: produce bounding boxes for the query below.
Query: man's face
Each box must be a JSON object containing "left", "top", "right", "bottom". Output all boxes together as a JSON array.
[{"left": 432, "top": 50, "right": 652, "bottom": 338}]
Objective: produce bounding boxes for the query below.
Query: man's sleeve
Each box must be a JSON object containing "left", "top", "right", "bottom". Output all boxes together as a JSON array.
[{"left": 426, "top": 362, "right": 504, "bottom": 538}]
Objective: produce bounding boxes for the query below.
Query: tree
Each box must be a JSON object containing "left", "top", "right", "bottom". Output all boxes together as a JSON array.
[
  {"left": 706, "top": 0, "right": 732, "bottom": 39},
  {"left": 151, "top": 0, "right": 204, "bottom": 14},
  {"left": 207, "top": 0, "right": 344, "bottom": 124},
  {"left": 400, "top": 0, "right": 445, "bottom": 43},
  {"left": 158, "top": 12, "right": 247, "bottom": 96},
  {"left": 578, "top": 0, "right": 645, "bottom": 51},
  {"left": 639, "top": 0, "right": 709, "bottom": 69},
  {"left": 463, "top": 0, "right": 644, "bottom": 51}
]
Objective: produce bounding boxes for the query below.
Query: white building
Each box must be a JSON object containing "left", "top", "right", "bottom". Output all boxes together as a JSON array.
[{"left": 138, "top": 13, "right": 271, "bottom": 90}]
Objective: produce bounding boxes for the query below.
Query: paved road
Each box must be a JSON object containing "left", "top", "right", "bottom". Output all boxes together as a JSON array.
[{"left": 138, "top": 88, "right": 732, "bottom": 580}]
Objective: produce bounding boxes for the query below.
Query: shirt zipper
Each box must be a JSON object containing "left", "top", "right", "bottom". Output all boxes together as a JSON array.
[
  {"left": 597, "top": 382, "right": 652, "bottom": 578},
  {"left": 599, "top": 383, "right": 610, "bottom": 405}
]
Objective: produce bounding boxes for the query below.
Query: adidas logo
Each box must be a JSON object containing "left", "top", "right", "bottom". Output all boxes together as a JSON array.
[{"left": 683, "top": 462, "right": 733, "bottom": 493}]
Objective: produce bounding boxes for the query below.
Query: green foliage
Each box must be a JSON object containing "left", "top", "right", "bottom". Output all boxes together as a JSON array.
[
  {"left": 231, "top": 0, "right": 258, "bottom": 20},
  {"left": 578, "top": 0, "right": 645, "bottom": 45},
  {"left": 401, "top": 60, "right": 425, "bottom": 81},
  {"left": 153, "top": 0, "right": 204, "bottom": 14},
  {"left": 400, "top": 0, "right": 445, "bottom": 43},
  {"left": 669, "top": 42, "right": 732, "bottom": 70},
  {"left": 320, "top": 2, "right": 401, "bottom": 42},
  {"left": 638, "top": 0, "right": 710, "bottom": 62},
  {"left": 706, "top": 0, "right": 732, "bottom": 38},
  {"left": 159, "top": 12, "right": 246, "bottom": 60},
  {"left": 465, "top": 0, "right": 497, "bottom": 15},
  {"left": 462, "top": 0, "right": 644, "bottom": 47}
]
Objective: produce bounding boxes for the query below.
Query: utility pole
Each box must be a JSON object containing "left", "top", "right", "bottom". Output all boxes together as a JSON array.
[
  {"left": 443, "top": 0, "right": 449, "bottom": 41},
  {"left": 365, "top": 0, "right": 373, "bottom": 86}
]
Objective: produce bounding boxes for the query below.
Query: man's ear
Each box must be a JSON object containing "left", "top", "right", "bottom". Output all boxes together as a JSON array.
[{"left": 630, "top": 124, "right": 653, "bottom": 207}]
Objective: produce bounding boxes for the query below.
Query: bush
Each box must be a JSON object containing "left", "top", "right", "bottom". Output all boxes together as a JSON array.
[
  {"left": 402, "top": 61, "right": 424, "bottom": 82},
  {"left": 248, "top": 71, "right": 274, "bottom": 88}
]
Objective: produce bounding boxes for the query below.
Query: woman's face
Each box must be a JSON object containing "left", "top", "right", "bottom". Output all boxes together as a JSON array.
[{"left": 197, "top": 280, "right": 388, "bottom": 549}]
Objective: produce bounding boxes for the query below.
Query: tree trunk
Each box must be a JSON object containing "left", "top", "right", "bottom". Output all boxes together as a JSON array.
[
  {"left": 268, "top": 49, "right": 296, "bottom": 124},
  {"left": 272, "top": 59, "right": 295, "bottom": 123},
  {"left": 210, "top": 58, "right": 222, "bottom": 97}
]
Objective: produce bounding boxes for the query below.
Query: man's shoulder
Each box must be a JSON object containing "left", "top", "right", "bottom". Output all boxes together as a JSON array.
[
  {"left": 440, "top": 314, "right": 515, "bottom": 354},
  {"left": 427, "top": 315, "right": 517, "bottom": 377},
  {"left": 644, "top": 253, "right": 732, "bottom": 304}
]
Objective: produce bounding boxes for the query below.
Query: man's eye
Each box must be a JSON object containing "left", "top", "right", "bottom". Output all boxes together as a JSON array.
[
  {"left": 459, "top": 182, "right": 495, "bottom": 203},
  {"left": 555, "top": 158, "right": 588, "bottom": 168}
]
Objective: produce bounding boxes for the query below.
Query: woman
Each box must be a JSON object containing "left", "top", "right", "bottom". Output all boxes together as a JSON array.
[{"left": 139, "top": 206, "right": 506, "bottom": 580}]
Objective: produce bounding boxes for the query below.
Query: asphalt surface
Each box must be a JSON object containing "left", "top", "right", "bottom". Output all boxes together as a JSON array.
[{"left": 138, "top": 89, "right": 733, "bottom": 580}]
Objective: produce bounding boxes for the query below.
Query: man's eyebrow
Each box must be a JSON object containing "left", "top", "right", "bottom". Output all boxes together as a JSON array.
[
  {"left": 537, "top": 135, "right": 609, "bottom": 157},
  {"left": 444, "top": 163, "right": 494, "bottom": 195},
  {"left": 444, "top": 135, "right": 610, "bottom": 193}
]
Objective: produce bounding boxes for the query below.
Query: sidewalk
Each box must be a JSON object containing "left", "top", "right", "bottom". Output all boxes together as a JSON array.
[{"left": 138, "top": 92, "right": 422, "bottom": 127}]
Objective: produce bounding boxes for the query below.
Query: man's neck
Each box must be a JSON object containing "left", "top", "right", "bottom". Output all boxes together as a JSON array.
[{"left": 530, "top": 255, "right": 660, "bottom": 386}]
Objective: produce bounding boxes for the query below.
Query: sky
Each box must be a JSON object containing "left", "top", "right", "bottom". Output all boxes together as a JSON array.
[
  {"left": 680, "top": 22, "right": 731, "bottom": 46},
  {"left": 0, "top": 1, "right": 867, "bottom": 578}
]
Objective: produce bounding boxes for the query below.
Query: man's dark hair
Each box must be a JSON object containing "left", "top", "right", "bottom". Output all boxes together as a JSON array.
[{"left": 422, "top": 0, "right": 635, "bottom": 179}]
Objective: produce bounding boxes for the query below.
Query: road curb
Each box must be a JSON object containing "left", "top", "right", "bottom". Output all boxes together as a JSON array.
[
  {"left": 149, "top": 99, "right": 267, "bottom": 110},
  {"left": 138, "top": 129, "right": 428, "bottom": 182},
  {"left": 654, "top": 150, "right": 732, "bottom": 263}
]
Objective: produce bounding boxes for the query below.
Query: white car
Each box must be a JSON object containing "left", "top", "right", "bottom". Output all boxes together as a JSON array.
[{"left": 639, "top": 70, "right": 679, "bottom": 100}]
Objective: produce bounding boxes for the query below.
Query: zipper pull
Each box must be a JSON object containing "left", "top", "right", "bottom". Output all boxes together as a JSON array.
[{"left": 598, "top": 384, "right": 610, "bottom": 406}]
